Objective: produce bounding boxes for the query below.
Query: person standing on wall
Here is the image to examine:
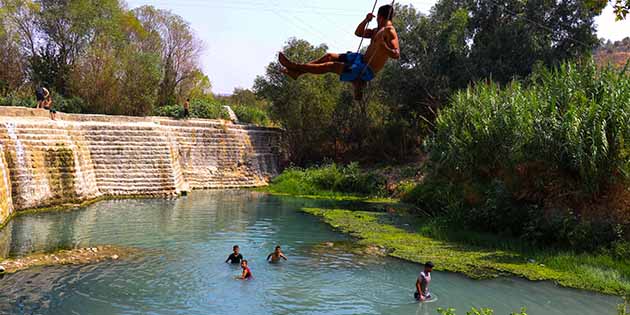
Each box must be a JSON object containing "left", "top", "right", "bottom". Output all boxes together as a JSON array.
[{"left": 183, "top": 98, "right": 190, "bottom": 118}]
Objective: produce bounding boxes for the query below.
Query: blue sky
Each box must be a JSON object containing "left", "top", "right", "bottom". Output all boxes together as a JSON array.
[{"left": 126, "top": 0, "right": 630, "bottom": 94}]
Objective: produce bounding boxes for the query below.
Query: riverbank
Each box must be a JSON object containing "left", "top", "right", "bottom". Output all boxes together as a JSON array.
[
  {"left": 303, "top": 207, "right": 630, "bottom": 296},
  {"left": 0, "top": 245, "right": 137, "bottom": 274}
]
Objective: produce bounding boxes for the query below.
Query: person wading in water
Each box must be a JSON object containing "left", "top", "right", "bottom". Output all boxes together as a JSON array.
[{"left": 415, "top": 261, "right": 434, "bottom": 302}]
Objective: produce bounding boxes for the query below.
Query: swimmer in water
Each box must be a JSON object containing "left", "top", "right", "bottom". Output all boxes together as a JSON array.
[
  {"left": 414, "top": 261, "right": 434, "bottom": 302},
  {"left": 226, "top": 245, "right": 243, "bottom": 264},
  {"left": 239, "top": 260, "right": 253, "bottom": 280},
  {"left": 266, "top": 245, "right": 288, "bottom": 263}
]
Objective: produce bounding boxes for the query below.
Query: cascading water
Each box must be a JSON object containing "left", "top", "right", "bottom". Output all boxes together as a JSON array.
[
  {"left": 0, "top": 145, "right": 11, "bottom": 196},
  {"left": 72, "top": 147, "right": 87, "bottom": 194},
  {"left": 0, "top": 144, "right": 13, "bottom": 221},
  {"left": 4, "top": 122, "right": 31, "bottom": 185},
  {"left": 4, "top": 122, "right": 50, "bottom": 206}
]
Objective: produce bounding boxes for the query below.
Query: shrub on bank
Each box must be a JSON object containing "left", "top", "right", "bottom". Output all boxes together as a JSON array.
[
  {"left": 232, "top": 105, "right": 272, "bottom": 126},
  {"left": 154, "top": 100, "right": 273, "bottom": 126},
  {"left": 268, "top": 163, "right": 387, "bottom": 197},
  {"left": 0, "top": 93, "right": 86, "bottom": 113},
  {"left": 154, "top": 99, "right": 229, "bottom": 120},
  {"left": 415, "top": 61, "right": 630, "bottom": 251}
]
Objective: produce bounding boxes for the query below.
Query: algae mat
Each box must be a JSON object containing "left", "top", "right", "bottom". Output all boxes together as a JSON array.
[{"left": 302, "top": 208, "right": 630, "bottom": 296}]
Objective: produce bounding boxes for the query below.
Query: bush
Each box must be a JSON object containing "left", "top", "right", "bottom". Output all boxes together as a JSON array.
[
  {"left": 54, "top": 96, "right": 86, "bottom": 114},
  {"left": 429, "top": 61, "right": 630, "bottom": 194},
  {"left": 1, "top": 93, "right": 85, "bottom": 113},
  {"left": 232, "top": 104, "right": 272, "bottom": 126},
  {"left": 268, "top": 163, "right": 387, "bottom": 197},
  {"left": 154, "top": 99, "right": 229, "bottom": 120},
  {"left": 415, "top": 61, "right": 630, "bottom": 249},
  {"left": 0, "top": 95, "right": 36, "bottom": 108}
]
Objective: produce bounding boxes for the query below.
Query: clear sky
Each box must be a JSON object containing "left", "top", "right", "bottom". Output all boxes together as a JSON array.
[{"left": 125, "top": 0, "right": 630, "bottom": 94}]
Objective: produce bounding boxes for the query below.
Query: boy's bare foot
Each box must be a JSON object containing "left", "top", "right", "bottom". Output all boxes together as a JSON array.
[{"left": 281, "top": 67, "right": 302, "bottom": 80}]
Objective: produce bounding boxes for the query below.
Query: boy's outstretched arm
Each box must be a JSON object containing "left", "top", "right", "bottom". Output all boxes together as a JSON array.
[
  {"left": 383, "top": 27, "right": 400, "bottom": 59},
  {"left": 281, "top": 253, "right": 288, "bottom": 260},
  {"left": 355, "top": 13, "right": 375, "bottom": 38}
]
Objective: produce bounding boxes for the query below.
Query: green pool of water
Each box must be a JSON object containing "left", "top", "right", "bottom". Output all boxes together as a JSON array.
[{"left": 0, "top": 191, "right": 620, "bottom": 314}]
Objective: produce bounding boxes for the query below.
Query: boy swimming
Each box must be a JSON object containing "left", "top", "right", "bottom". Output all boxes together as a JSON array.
[
  {"left": 415, "top": 261, "right": 434, "bottom": 302},
  {"left": 239, "top": 260, "right": 253, "bottom": 280},
  {"left": 266, "top": 245, "right": 288, "bottom": 263},
  {"left": 225, "top": 245, "right": 243, "bottom": 264}
]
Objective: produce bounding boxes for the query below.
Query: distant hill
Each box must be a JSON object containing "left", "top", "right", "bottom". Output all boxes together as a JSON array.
[{"left": 595, "top": 37, "right": 630, "bottom": 68}]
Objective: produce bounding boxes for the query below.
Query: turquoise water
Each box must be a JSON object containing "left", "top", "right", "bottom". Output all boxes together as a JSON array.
[{"left": 0, "top": 191, "right": 621, "bottom": 314}]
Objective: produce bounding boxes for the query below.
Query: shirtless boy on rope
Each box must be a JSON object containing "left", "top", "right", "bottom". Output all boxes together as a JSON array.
[{"left": 278, "top": 4, "right": 400, "bottom": 100}]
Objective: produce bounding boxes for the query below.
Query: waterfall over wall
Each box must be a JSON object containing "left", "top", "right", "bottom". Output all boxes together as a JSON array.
[{"left": 0, "top": 108, "right": 282, "bottom": 226}]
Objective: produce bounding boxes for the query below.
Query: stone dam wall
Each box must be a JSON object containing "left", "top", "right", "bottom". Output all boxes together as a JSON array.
[{"left": 0, "top": 107, "right": 282, "bottom": 225}]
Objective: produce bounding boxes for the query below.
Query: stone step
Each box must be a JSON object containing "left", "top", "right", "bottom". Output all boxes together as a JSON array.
[
  {"left": 96, "top": 177, "right": 176, "bottom": 183},
  {"left": 89, "top": 159, "right": 174, "bottom": 165},
  {"left": 98, "top": 187, "right": 178, "bottom": 193},
  {"left": 92, "top": 167, "right": 174, "bottom": 173},
  {"left": 78, "top": 125, "right": 160, "bottom": 132},
  {"left": 88, "top": 153, "right": 173, "bottom": 160},
  {"left": 81, "top": 136, "right": 168, "bottom": 143},
  {"left": 79, "top": 144, "right": 172, "bottom": 150}
]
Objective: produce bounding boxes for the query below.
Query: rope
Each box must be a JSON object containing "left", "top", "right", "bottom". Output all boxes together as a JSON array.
[{"left": 356, "top": 0, "right": 379, "bottom": 54}]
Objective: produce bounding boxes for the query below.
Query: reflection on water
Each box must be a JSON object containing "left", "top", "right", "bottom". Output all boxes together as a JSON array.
[{"left": 0, "top": 191, "right": 621, "bottom": 315}]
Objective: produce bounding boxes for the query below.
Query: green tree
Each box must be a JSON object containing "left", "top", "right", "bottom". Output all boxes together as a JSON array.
[
  {"left": 228, "top": 88, "right": 267, "bottom": 109},
  {"left": 67, "top": 3, "right": 161, "bottom": 116},
  {"left": 0, "top": 4, "right": 27, "bottom": 94},
  {"left": 374, "top": 0, "right": 598, "bottom": 159},
  {"left": 613, "top": 0, "right": 630, "bottom": 19},
  {"left": 30, "top": 0, "right": 125, "bottom": 95},
  {"left": 133, "top": 5, "right": 204, "bottom": 107},
  {"left": 254, "top": 38, "right": 346, "bottom": 164}
]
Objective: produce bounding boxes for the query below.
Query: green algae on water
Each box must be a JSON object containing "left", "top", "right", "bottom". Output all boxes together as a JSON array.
[{"left": 302, "top": 207, "right": 630, "bottom": 296}]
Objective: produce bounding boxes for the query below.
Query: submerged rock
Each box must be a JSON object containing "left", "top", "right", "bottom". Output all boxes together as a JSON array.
[{"left": 0, "top": 245, "right": 137, "bottom": 274}]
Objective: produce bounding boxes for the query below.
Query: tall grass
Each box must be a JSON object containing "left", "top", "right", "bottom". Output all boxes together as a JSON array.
[
  {"left": 429, "top": 61, "right": 630, "bottom": 193},
  {"left": 413, "top": 61, "right": 630, "bottom": 250},
  {"left": 267, "top": 163, "right": 387, "bottom": 198}
]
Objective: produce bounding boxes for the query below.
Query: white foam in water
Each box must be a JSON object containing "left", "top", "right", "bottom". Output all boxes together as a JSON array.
[
  {"left": 0, "top": 145, "right": 11, "bottom": 199},
  {"left": 72, "top": 147, "right": 87, "bottom": 194},
  {"left": 5, "top": 122, "right": 31, "bottom": 183},
  {"left": 4, "top": 122, "right": 51, "bottom": 204}
]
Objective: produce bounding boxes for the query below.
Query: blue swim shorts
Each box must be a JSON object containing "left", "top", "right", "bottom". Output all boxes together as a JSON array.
[{"left": 339, "top": 52, "right": 375, "bottom": 82}]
